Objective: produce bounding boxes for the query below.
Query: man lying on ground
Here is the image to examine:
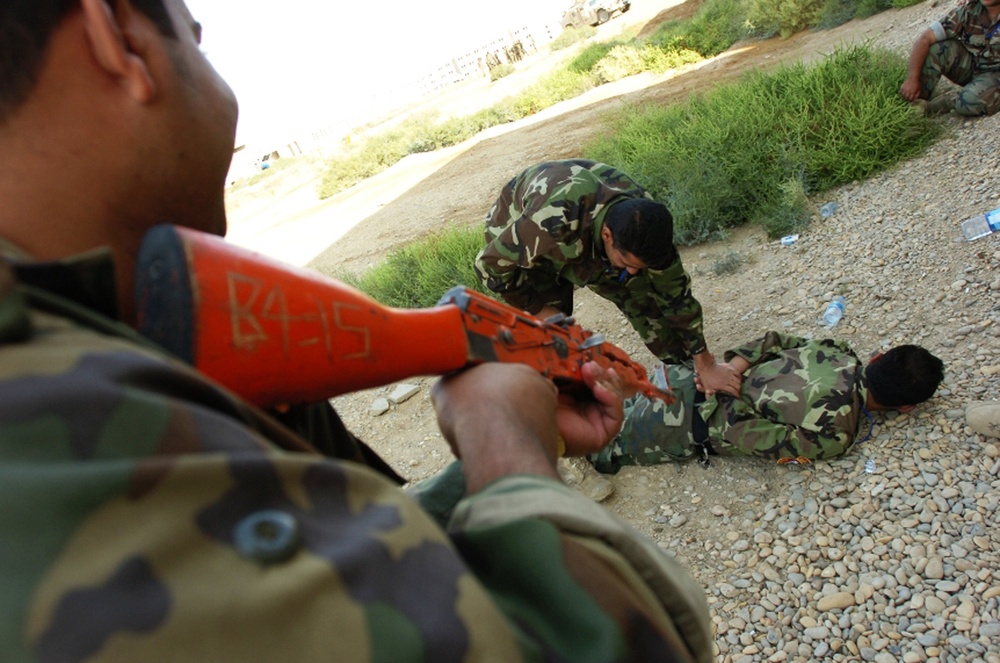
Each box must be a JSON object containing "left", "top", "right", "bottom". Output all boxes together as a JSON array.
[{"left": 589, "top": 331, "right": 945, "bottom": 472}]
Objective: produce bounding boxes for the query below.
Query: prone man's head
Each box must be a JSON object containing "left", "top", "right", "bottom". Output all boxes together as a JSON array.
[
  {"left": 866, "top": 345, "right": 944, "bottom": 410},
  {"left": 602, "top": 198, "right": 676, "bottom": 271}
]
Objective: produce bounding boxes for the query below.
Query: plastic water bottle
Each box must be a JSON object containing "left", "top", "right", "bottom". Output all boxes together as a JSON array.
[
  {"left": 652, "top": 363, "right": 668, "bottom": 390},
  {"left": 960, "top": 207, "right": 1000, "bottom": 241},
  {"left": 822, "top": 296, "right": 845, "bottom": 327}
]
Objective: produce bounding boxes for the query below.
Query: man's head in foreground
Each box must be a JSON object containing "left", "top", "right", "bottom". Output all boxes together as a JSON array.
[{"left": 0, "top": 0, "right": 238, "bottom": 321}]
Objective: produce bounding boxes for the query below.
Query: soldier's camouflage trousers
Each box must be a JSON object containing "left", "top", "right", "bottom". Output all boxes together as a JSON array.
[
  {"left": 589, "top": 363, "right": 700, "bottom": 473},
  {"left": 921, "top": 39, "right": 1000, "bottom": 116}
]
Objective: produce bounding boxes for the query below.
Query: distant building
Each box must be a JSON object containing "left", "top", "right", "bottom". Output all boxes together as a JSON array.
[
  {"left": 226, "top": 20, "right": 563, "bottom": 187},
  {"left": 226, "top": 130, "right": 321, "bottom": 186},
  {"left": 415, "top": 21, "right": 561, "bottom": 97}
]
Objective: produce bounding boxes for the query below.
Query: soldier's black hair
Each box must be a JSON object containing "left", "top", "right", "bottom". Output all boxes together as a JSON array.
[
  {"left": 604, "top": 198, "right": 676, "bottom": 269},
  {"left": 0, "top": 0, "right": 176, "bottom": 124},
  {"left": 866, "top": 345, "right": 944, "bottom": 408}
]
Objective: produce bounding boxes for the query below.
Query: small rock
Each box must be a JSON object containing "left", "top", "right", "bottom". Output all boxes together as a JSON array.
[
  {"left": 580, "top": 476, "right": 615, "bottom": 502},
  {"left": 817, "top": 592, "right": 856, "bottom": 611},
  {"left": 370, "top": 397, "right": 390, "bottom": 416},
  {"left": 966, "top": 401, "right": 1000, "bottom": 438},
  {"left": 924, "top": 557, "right": 944, "bottom": 579},
  {"left": 388, "top": 383, "right": 421, "bottom": 404}
]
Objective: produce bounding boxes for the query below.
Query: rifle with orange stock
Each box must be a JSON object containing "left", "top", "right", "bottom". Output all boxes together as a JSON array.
[{"left": 134, "top": 224, "right": 673, "bottom": 409}]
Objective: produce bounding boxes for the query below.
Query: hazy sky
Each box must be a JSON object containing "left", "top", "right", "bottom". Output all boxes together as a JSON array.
[{"left": 186, "top": 0, "right": 568, "bottom": 146}]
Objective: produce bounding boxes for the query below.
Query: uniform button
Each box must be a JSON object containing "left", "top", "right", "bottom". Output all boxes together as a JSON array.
[{"left": 234, "top": 509, "right": 302, "bottom": 563}]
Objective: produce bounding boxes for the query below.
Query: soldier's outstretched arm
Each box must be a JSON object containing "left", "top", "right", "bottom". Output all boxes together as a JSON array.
[{"left": 431, "top": 363, "right": 714, "bottom": 662}]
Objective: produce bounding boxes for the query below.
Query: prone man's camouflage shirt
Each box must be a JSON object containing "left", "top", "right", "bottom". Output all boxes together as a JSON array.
[
  {"left": 707, "top": 331, "right": 871, "bottom": 460},
  {"left": 932, "top": 0, "right": 1000, "bottom": 70},
  {"left": 0, "top": 242, "right": 713, "bottom": 663},
  {"left": 474, "top": 159, "right": 708, "bottom": 363},
  {"left": 596, "top": 332, "right": 871, "bottom": 469}
]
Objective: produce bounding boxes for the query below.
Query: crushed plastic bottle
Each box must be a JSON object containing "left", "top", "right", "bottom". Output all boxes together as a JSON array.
[
  {"left": 822, "top": 296, "right": 846, "bottom": 328},
  {"left": 864, "top": 458, "right": 876, "bottom": 474},
  {"left": 652, "top": 363, "right": 668, "bottom": 390},
  {"left": 820, "top": 202, "right": 839, "bottom": 218},
  {"left": 960, "top": 207, "right": 1000, "bottom": 241},
  {"left": 780, "top": 234, "right": 799, "bottom": 246}
]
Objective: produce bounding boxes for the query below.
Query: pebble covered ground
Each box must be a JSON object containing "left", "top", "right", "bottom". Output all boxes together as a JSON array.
[{"left": 556, "top": 106, "right": 1000, "bottom": 662}]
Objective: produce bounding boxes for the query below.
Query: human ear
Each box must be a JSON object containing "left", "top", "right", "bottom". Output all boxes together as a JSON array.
[{"left": 80, "top": 0, "right": 156, "bottom": 103}]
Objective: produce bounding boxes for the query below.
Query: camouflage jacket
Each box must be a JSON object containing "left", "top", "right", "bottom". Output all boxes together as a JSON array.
[
  {"left": 932, "top": 0, "right": 1000, "bottom": 70},
  {"left": 0, "top": 241, "right": 714, "bottom": 662},
  {"left": 474, "top": 159, "right": 708, "bottom": 362},
  {"left": 702, "top": 331, "right": 872, "bottom": 460}
]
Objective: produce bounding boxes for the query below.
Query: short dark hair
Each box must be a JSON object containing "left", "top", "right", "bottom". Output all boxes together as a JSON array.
[
  {"left": 604, "top": 198, "right": 676, "bottom": 269},
  {"left": 867, "top": 345, "right": 944, "bottom": 408},
  {"left": 0, "top": 0, "right": 176, "bottom": 124}
]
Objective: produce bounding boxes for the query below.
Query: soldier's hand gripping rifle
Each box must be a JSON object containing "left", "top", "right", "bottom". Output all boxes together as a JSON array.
[{"left": 134, "top": 225, "right": 674, "bottom": 409}]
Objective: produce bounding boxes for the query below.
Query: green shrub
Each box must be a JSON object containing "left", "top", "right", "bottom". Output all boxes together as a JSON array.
[
  {"left": 331, "top": 225, "right": 487, "bottom": 308},
  {"left": 490, "top": 63, "right": 516, "bottom": 81},
  {"left": 513, "top": 68, "right": 595, "bottom": 116},
  {"left": 569, "top": 42, "right": 620, "bottom": 72},
  {"left": 747, "top": 0, "right": 824, "bottom": 38},
  {"left": 551, "top": 25, "right": 598, "bottom": 51},
  {"left": 586, "top": 44, "right": 939, "bottom": 243},
  {"left": 649, "top": 0, "right": 752, "bottom": 56},
  {"left": 589, "top": 43, "right": 702, "bottom": 83},
  {"left": 814, "top": 0, "right": 858, "bottom": 30},
  {"left": 590, "top": 44, "right": 648, "bottom": 83}
]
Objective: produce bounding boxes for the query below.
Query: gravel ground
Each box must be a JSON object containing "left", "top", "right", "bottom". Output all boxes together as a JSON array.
[{"left": 615, "top": 106, "right": 1000, "bottom": 661}]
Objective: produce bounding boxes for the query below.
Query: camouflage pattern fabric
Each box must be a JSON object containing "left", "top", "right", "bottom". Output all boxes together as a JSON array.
[
  {"left": 921, "top": 0, "right": 1000, "bottom": 115},
  {"left": 474, "top": 159, "right": 707, "bottom": 363},
  {"left": 704, "top": 332, "right": 869, "bottom": 460},
  {"left": 590, "top": 332, "right": 870, "bottom": 470},
  {"left": 0, "top": 250, "right": 714, "bottom": 662},
  {"left": 590, "top": 363, "right": 700, "bottom": 473}
]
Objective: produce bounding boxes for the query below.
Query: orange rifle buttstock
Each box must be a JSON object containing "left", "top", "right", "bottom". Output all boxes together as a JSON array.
[{"left": 135, "top": 224, "right": 674, "bottom": 409}]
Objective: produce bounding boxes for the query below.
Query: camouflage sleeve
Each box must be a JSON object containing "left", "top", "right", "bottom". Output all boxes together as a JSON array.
[
  {"left": 450, "top": 475, "right": 715, "bottom": 663},
  {"left": 933, "top": 3, "right": 969, "bottom": 41},
  {"left": 474, "top": 175, "right": 586, "bottom": 314},
  {"left": 646, "top": 260, "right": 706, "bottom": 360},
  {"left": 2, "top": 281, "right": 712, "bottom": 661}
]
